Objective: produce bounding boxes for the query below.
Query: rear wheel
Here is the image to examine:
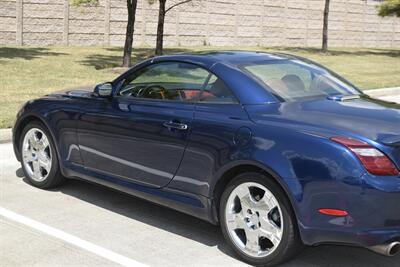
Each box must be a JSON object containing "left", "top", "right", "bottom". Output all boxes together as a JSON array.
[
  {"left": 20, "top": 121, "right": 65, "bottom": 188},
  {"left": 220, "top": 172, "right": 302, "bottom": 266}
]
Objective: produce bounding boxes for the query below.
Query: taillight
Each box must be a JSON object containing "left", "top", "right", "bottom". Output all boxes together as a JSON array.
[{"left": 331, "top": 136, "right": 399, "bottom": 176}]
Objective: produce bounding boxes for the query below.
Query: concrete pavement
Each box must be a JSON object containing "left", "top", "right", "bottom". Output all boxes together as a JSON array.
[
  {"left": 1, "top": 142, "right": 400, "bottom": 267},
  {"left": 0, "top": 128, "right": 12, "bottom": 144},
  {"left": 380, "top": 94, "right": 400, "bottom": 104},
  {"left": 365, "top": 87, "right": 400, "bottom": 98},
  {"left": 1, "top": 217, "right": 114, "bottom": 267}
]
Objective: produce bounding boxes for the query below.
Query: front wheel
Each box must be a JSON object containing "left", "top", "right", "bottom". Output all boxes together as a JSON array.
[
  {"left": 220, "top": 172, "right": 302, "bottom": 266},
  {"left": 20, "top": 121, "right": 65, "bottom": 189}
]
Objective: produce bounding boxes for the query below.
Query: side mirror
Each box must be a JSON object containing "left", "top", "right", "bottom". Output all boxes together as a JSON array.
[{"left": 94, "top": 82, "right": 113, "bottom": 97}]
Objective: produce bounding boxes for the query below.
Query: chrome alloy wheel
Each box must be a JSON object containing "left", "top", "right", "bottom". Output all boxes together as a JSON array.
[
  {"left": 225, "top": 182, "right": 283, "bottom": 258},
  {"left": 22, "top": 128, "right": 52, "bottom": 182}
]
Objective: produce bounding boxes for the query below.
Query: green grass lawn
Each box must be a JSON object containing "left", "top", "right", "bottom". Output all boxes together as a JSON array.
[{"left": 0, "top": 46, "right": 399, "bottom": 128}]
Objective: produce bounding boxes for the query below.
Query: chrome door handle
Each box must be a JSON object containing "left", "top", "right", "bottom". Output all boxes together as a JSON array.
[{"left": 163, "top": 121, "right": 188, "bottom": 130}]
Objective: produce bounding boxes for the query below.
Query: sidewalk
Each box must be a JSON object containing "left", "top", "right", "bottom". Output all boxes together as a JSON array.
[
  {"left": 0, "top": 128, "right": 11, "bottom": 144},
  {"left": 364, "top": 87, "right": 399, "bottom": 97}
]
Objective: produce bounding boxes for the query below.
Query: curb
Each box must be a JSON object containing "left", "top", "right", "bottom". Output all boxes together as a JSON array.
[
  {"left": 365, "top": 87, "right": 400, "bottom": 97},
  {"left": 0, "top": 128, "right": 12, "bottom": 144}
]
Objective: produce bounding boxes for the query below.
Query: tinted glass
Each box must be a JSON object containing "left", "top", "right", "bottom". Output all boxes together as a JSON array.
[
  {"left": 242, "top": 60, "right": 360, "bottom": 101},
  {"left": 118, "top": 62, "right": 210, "bottom": 102},
  {"left": 199, "top": 74, "right": 238, "bottom": 104}
]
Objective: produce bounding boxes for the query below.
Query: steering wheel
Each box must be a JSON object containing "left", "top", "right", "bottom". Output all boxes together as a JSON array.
[
  {"left": 119, "top": 84, "right": 146, "bottom": 97},
  {"left": 138, "top": 85, "right": 168, "bottom": 99}
]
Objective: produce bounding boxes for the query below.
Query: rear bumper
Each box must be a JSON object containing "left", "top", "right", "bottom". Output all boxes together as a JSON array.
[
  {"left": 302, "top": 226, "right": 400, "bottom": 248},
  {"left": 298, "top": 173, "right": 400, "bottom": 247}
]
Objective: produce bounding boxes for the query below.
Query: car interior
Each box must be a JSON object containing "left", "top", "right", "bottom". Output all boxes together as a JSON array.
[{"left": 119, "top": 78, "right": 237, "bottom": 103}]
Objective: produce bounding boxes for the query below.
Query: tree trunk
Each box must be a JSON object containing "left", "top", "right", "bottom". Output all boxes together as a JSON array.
[
  {"left": 322, "top": 0, "right": 330, "bottom": 52},
  {"left": 155, "top": 0, "right": 167, "bottom": 55},
  {"left": 122, "top": 0, "right": 138, "bottom": 67}
]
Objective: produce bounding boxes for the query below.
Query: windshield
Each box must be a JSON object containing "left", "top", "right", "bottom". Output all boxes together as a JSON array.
[{"left": 241, "top": 59, "right": 361, "bottom": 101}]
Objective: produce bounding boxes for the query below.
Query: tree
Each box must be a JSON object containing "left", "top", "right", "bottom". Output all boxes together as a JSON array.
[
  {"left": 378, "top": 0, "right": 400, "bottom": 17},
  {"left": 123, "top": 0, "right": 139, "bottom": 67},
  {"left": 72, "top": 0, "right": 138, "bottom": 67},
  {"left": 153, "top": 0, "right": 194, "bottom": 55},
  {"left": 322, "top": 0, "right": 331, "bottom": 52}
]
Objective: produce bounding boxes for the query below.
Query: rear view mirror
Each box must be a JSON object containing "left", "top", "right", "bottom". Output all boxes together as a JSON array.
[{"left": 94, "top": 82, "right": 113, "bottom": 97}]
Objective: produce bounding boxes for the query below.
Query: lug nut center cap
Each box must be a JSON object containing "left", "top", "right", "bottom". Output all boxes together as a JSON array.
[
  {"left": 250, "top": 214, "right": 259, "bottom": 225},
  {"left": 245, "top": 213, "right": 260, "bottom": 228}
]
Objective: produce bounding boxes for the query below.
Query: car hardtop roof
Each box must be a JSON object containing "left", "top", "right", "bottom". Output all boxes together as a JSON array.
[{"left": 151, "top": 50, "right": 297, "bottom": 68}]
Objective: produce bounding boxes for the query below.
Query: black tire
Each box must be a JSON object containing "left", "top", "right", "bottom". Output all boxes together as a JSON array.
[
  {"left": 19, "top": 120, "right": 65, "bottom": 189},
  {"left": 219, "top": 172, "right": 303, "bottom": 266}
]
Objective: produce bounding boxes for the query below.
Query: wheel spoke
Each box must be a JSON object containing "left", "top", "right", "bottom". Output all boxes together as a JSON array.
[
  {"left": 36, "top": 135, "right": 49, "bottom": 150},
  {"left": 38, "top": 156, "right": 51, "bottom": 173},
  {"left": 32, "top": 160, "right": 41, "bottom": 178},
  {"left": 32, "top": 131, "right": 41, "bottom": 148},
  {"left": 236, "top": 185, "right": 250, "bottom": 199},
  {"left": 259, "top": 217, "right": 282, "bottom": 247},
  {"left": 256, "top": 195, "right": 282, "bottom": 246},
  {"left": 22, "top": 151, "right": 34, "bottom": 162},
  {"left": 244, "top": 228, "right": 260, "bottom": 254},
  {"left": 29, "top": 138, "right": 38, "bottom": 150},
  {"left": 255, "top": 193, "right": 278, "bottom": 212},
  {"left": 226, "top": 212, "right": 245, "bottom": 229},
  {"left": 236, "top": 186, "right": 254, "bottom": 211}
]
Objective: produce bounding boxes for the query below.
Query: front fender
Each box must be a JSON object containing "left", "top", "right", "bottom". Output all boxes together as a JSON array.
[
  {"left": 12, "top": 98, "right": 82, "bottom": 169},
  {"left": 13, "top": 101, "right": 58, "bottom": 162}
]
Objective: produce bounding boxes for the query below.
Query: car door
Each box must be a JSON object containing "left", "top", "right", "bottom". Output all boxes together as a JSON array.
[
  {"left": 171, "top": 74, "right": 253, "bottom": 196},
  {"left": 77, "top": 62, "right": 211, "bottom": 188}
]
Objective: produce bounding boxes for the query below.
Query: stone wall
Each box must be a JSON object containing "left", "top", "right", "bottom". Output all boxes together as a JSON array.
[
  {"left": 0, "top": 0, "right": 399, "bottom": 47},
  {"left": 0, "top": 0, "right": 17, "bottom": 44}
]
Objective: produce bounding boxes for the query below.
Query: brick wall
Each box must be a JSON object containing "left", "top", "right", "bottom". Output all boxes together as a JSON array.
[{"left": 0, "top": 0, "right": 399, "bottom": 47}]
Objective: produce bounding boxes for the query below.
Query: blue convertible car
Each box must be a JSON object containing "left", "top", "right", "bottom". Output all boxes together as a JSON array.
[{"left": 13, "top": 51, "right": 400, "bottom": 266}]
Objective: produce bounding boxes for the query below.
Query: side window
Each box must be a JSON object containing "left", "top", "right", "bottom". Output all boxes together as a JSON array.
[
  {"left": 118, "top": 62, "right": 210, "bottom": 102},
  {"left": 200, "top": 74, "right": 238, "bottom": 104},
  {"left": 244, "top": 63, "right": 312, "bottom": 99}
]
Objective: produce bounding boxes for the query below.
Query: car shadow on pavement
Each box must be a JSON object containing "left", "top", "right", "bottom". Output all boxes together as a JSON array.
[{"left": 16, "top": 168, "right": 400, "bottom": 267}]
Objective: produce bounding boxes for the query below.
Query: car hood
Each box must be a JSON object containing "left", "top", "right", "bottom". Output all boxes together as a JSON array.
[
  {"left": 246, "top": 95, "right": 400, "bottom": 146},
  {"left": 48, "top": 86, "right": 94, "bottom": 98}
]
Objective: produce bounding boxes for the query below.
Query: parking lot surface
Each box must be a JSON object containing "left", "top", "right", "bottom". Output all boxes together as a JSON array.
[
  {"left": 380, "top": 94, "right": 400, "bottom": 103},
  {"left": 1, "top": 94, "right": 400, "bottom": 267}
]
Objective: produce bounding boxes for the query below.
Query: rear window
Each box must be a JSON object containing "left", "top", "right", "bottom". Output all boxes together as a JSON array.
[{"left": 242, "top": 60, "right": 360, "bottom": 101}]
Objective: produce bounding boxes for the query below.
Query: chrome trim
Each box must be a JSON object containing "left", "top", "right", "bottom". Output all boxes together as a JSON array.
[
  {"left": 22, "top": 128, "right": 52, "bottom": 182},
  {"left": 368, "top": 241, "right": 400, "bottom": 256},
  {"left": 225, "top": 182, "right": 283, "bottom": 258}
]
